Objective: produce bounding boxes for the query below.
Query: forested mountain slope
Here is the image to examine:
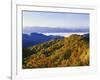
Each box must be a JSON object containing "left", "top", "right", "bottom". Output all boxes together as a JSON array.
[{"left": 22, "top": 34, "right": 89, "bottom": 69}]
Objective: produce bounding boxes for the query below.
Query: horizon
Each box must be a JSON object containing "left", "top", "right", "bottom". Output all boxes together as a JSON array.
[{"left": 23, "top": 26, "right": 89, "bottom": 34}]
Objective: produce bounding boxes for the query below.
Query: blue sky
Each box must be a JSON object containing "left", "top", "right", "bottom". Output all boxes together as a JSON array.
[{"left": 23, "top": 11, "right": 89, "bottom": 29}]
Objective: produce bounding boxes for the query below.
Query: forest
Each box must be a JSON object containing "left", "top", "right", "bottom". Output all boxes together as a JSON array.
[{"left": 22, "top": 34, "right": 89, "bottom": 69}]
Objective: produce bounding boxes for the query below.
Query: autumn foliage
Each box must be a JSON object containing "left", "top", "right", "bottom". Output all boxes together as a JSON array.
[{"left": 22, "top": 34, "right": 89, "bottom": 69}]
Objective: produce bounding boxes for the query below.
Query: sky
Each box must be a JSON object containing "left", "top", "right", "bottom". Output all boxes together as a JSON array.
[{"left": 23, "top": 11, "right": 89, "bottom": 29}]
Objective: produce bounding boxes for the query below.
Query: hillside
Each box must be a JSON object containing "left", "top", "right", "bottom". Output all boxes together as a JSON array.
[{"left": 22, "top": 34, "right": 89, "bottom": 69}]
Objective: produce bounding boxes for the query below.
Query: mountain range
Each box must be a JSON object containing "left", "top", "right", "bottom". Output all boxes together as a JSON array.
[
  {"left": 23, "top": 32, "right": 64, "bottom": 48},
  {"left": 23, "top": 26, "right": 89, "bottom": 34}
]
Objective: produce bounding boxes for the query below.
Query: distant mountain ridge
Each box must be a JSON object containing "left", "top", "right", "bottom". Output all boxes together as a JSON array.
[
  {"left": 23, "top": 26, "right": 89, "bottom": 34},
  {"left": 23, "top": 32, "right": 64, "bottom": 48},
  {"left": 83, "top": 33, "right": 89, "bottom": 38},
  {"left": 23, "top": 32, "right": 89, "bottom": 48}
]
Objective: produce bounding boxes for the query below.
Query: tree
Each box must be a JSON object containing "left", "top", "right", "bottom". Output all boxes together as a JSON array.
[{"left": 64, "top": 49, "right": 71, "bottom": 59}]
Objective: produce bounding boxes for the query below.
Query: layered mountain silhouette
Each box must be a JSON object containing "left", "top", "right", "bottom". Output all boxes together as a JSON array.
[{"left": 23, "top": 32, "right": 64, "bottom": 48}]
